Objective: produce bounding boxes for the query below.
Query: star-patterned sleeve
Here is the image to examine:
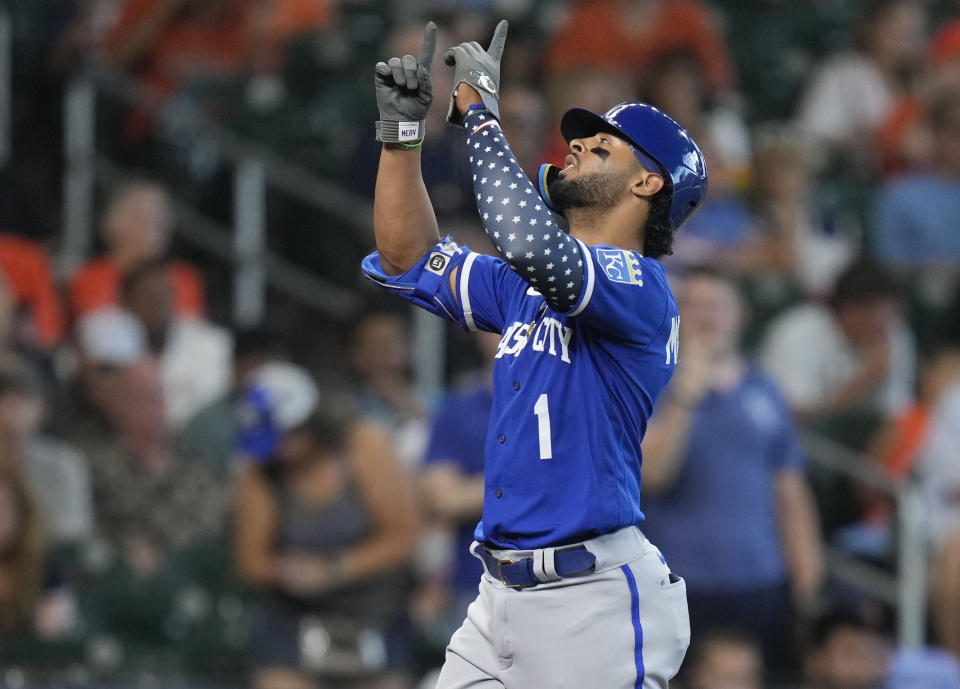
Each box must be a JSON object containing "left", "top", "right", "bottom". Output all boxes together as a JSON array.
[{"left": 463, "top": 107, "right": 586, "bottom": 313}]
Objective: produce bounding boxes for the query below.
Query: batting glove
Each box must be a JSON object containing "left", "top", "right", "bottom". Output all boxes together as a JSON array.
[
  {"left": 374, "top": 21, "right": 437, "bottom": 146},
  {"left": 443, "top": 19, "right": 508, "bottom": 126}
]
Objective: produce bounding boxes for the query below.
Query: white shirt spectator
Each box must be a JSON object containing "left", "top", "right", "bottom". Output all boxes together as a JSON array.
[
  {"left": 759, "top": 303, "right": 915, "bottom": 416},
  {"left": 78, "top": 308, "right": 233, "bottom": 431},
  {"left": 797, "top": 52, "right": 894, "bottom": 144},
  {"left": 160, "top": 317, "right": 232, "bottom": 431}
]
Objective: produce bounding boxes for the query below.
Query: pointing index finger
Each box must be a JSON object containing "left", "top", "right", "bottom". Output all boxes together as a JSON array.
[
  {"left": 487, "top": 19, "right": 508, "bottom": 61},
  {"left": 419, "top": 21, "right": 438, "bottom": 73}
]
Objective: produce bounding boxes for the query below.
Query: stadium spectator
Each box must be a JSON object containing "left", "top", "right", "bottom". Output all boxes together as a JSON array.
[
  {"left": 759, "top": 260, "right": 915, "bottom": 425},
  {"left": 679, "top": 628, "right": 764, "bottom": 689},
  {"left": 872, "top": 89, "right": 960, "bottom": 270},
  {"left": 0, "top": 356, "right": 93, "bottom": 547},
  {"left": 796, "top": 0, "right": 926, "bottom": 171},
  {"left": 233, "top": 362, "right": 418, "bottom": 689},
  {"left": 77, "top": 349, "right": 229, "bottom": 577},
  {"left": 69, "top": 179, "right": 204, "bottom": 320},
  {"left": 175, "top": 326, "right": 277, "bottom": 468},
  {"left": 545, "top": 0, "right": 735, "bottom": 97},
  {"left": 119, "top": 258, "right": 232, "bottom": 431},
  {"left": 641, "top": 267, "right": 823, "bottom": 674},
  {"left": 0, "top": 235, "right": 64, "bottom": 351},
  {"left": 0, "top": 463, "right": 45, "bottom": 635},
  {"left": 74, "top": 305, "right": 148, "bottom": 412},
  {"left": 102, "top": 0, "right": 333, "bottom": 88},
  {"left": 99, "top": 0, "right": 333, "bottom": 143},
  {"left": 348, "top": 308, "right": 428, "bottom": 469},
  {"left": 739, "top": 129, "right": 856, "bottom": 299},
  {"left": 419, "top": 331, "right": 499, "bottom": 639},
  {"left": 877, "top": 19, "right": 960, "bottom": 177},
  {"left": 846, "top": 343, "right": 960, "bottom": 553},
  {"left": 802, "top": 603, "right": 893, "bottom": 689}
]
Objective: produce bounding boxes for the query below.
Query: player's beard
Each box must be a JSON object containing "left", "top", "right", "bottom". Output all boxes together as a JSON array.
[{"left": 549, "top": 169, "right": 632, "bottom": 212}]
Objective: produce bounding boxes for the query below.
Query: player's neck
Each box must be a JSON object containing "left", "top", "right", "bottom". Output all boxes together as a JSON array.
[{"left": 566, "top": 205, "right": 646, "bottom": 253}]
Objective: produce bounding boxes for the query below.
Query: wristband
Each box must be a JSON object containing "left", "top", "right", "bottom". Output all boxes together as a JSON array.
[
  {"left": 396, "top": 136, "right": 425, "bottom": 150},
  {"left": 376, "top": 119, "right": 425, "bottom": 144}
]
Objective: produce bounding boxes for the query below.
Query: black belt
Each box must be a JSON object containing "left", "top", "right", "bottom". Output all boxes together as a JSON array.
[{"left": 478, "top": 544, "right": 597, "bottom": 589}]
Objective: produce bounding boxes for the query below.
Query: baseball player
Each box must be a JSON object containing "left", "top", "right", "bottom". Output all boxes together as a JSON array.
[{"left": 363, "top": 20, "right": 707, "bottom": 689}]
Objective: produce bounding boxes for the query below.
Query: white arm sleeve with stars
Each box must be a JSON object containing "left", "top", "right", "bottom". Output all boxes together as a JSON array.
[{"left": 463, "top": 107, "right": 586, "bottom": 313}]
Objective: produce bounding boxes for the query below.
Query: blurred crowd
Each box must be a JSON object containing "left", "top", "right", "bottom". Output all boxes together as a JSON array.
[{"left": 1, "top": 0, "right": 960, "bottom": 688}]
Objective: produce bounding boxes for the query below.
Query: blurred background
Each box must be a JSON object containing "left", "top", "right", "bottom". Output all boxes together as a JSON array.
[{"left": 0, "top": 0, "right": 960, "bottom": 687}]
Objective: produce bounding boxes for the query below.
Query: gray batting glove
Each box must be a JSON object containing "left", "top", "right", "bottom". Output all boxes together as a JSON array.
[
  {"left": 443, "top": 19, "right": 508, "bottom": 126},
  {"left": 374, "top": 21, "right": 437, "bottom": 144}
]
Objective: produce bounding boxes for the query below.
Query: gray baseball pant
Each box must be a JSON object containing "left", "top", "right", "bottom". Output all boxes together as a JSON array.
[{"left": 435, "top": 525, "right": 690, "bottom": 689}]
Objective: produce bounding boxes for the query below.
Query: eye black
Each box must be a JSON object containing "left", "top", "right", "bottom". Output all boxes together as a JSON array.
[{"left": 589, "top": 146, "right": 610, "bottom": 161}]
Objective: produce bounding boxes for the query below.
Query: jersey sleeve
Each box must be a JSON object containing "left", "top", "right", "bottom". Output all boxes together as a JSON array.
[
  {"left": 562, "top": 245, "right": 673, "bottom": 344},
  {"left": 361, "top": 236, "right": 526, "bottom": 334},
  {"left": 461, "top": 107, "right": 587, "bottom": 313}
]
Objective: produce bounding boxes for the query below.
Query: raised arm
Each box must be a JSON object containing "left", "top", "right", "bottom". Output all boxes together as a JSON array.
[
  {"left": 372, "top": 23, "right": 442, "bottom": 276},
  {"left": 445, "top": 22, "right": 586, "bottom": 313}
]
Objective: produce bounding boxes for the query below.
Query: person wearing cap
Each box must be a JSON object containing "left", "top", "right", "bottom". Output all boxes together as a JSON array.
[
  {"left": 366, "top": 18, "right": 706, "bottom": 689},
  {"left": 72, "top": 341, "right": 230, "bottom": 580},
  {"left": 232, "top": 362, "right": 419, "bottom": 689}
]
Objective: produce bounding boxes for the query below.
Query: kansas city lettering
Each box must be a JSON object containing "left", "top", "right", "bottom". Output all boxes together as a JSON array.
[{"left": 495, "top": 318, "right": 572, "bottom": 363}]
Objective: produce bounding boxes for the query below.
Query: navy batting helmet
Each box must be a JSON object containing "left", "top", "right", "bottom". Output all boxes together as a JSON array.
[{"left": 549, "top": 102, "right": 708, "bottom": 231}]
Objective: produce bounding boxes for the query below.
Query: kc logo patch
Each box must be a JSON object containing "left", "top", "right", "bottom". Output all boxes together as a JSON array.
[
  {"left": 426, "top": 252, "right": 450, "bottom": 275},
  {"left": 597, "top": 249, "right": 643, "bottom": 286}
]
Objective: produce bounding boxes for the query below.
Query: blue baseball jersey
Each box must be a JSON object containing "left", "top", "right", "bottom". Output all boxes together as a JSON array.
[
  {"left": 363, "top": 240, "right": 678, "bottom": 549},
  {"left": 363, "top": 107, "right": 679, "bottom": 549}
]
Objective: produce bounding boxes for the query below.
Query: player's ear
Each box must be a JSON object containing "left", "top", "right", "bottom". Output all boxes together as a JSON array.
[{"left": 631, "top": 171, "right": 665, "bottom": 200}]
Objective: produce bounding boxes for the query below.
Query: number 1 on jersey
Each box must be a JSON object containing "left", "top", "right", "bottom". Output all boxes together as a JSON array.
[{"left": 533, "top": 394, "right": 553, "bottom": 460}]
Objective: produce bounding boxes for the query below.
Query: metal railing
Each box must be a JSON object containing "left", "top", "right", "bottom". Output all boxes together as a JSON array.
[
  {"left": 61, "top": 63, "right": 449, "bottom": 396},
  {"left": 801, "top": 430, "right": 927, "bottom": 646},
  {"left": 61, "top": 68, "right": 369, "bottom": 323}
]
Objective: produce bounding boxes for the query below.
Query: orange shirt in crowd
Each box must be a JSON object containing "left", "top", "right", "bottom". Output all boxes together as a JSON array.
[
  {"left": 261, "top": 0, "right": 333, "bottom": 42},
  {"left": 545, "top": 0, "right": 735, "bottom": 93},
  {"left": 863, "top": 401, "right": 930, "bottom": 524},
  {"left": 103, "top": 0, "right": 333, "bottom": 95},
  {"left": 877, "top": 402, "right": 930, "bottom": 480},
  {"left": 0, "top": 235, "right": 65, "bottom": 349},
  {"left": 877, "top": 97, "right": 927, "bottom": 177},
  {"left": 70, "top": 258, "right": 204, "bottom": 320},
  {"left": 103, "top": 0, "right": 257, "bottom": 97}
]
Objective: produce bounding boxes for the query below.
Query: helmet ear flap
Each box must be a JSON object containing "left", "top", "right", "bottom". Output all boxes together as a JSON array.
[{"left": 537, "top": 163, "right": 565, "bottom": 217}]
